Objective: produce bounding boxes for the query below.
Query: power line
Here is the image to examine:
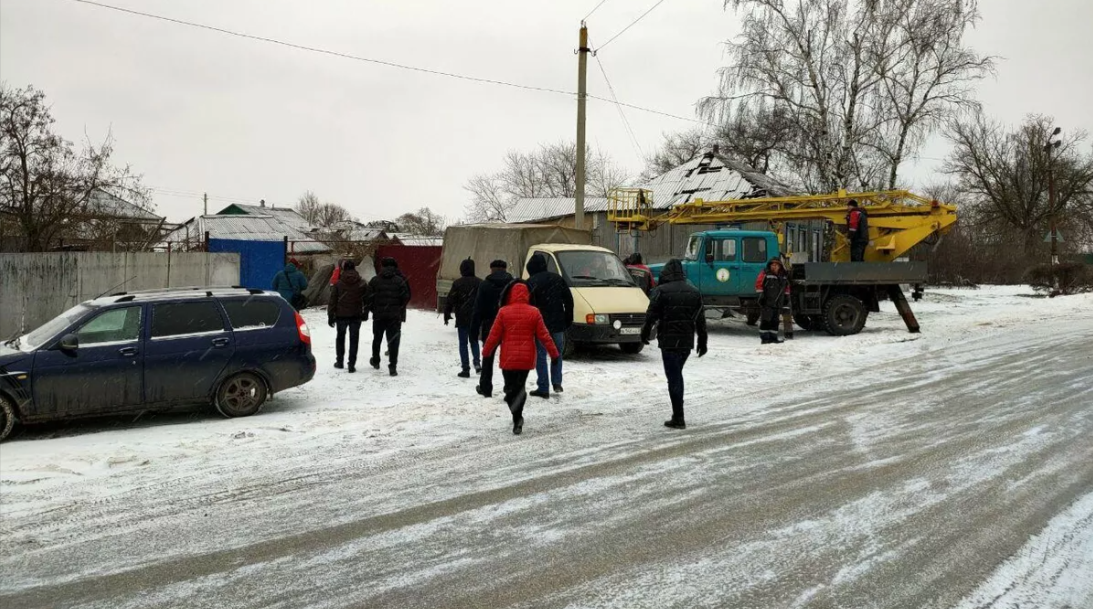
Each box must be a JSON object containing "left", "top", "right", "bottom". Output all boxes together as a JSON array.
[
  {"left": 62, "top": 0, "right": 713, "bottom": 132},
  {"left": 65, "top": 0, "right": 575, "bottom": 98},
  {"left": 596, "top": 0, "right": 669, "bottom": 51},
  {"left": 592, "top": 52, "right": 645, "bottom": 163},
  {"left": 583, "top": 0, "right": 611, "bottom": 21}
]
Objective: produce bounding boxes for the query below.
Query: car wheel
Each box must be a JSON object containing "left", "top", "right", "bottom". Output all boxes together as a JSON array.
[
  {"left": 619, "top": 342, "right": 644, "bottom": 355},
  {"left": 215, "top": 373, "right": 268, "bottom": 418},
  {"left": 0, "top": 395, "right": 16, "bottom": 442}
]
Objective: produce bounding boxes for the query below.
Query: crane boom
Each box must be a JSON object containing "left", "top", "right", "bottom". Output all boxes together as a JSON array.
[{"left": 608, "top": 188, "right": 958, "bottom": 263}]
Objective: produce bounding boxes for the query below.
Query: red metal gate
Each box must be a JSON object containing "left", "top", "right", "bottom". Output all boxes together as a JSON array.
[{"left": 374, "top": 244, "right": 442, "bottom": 310}]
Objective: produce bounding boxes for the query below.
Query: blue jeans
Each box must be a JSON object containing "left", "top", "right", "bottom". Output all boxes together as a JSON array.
[
  {"left": 535, "top": 332, "right": 566, "bottom": 392},
  {"left": 661, "top": 349, "right": 690, "bottom": 420},
  {"left": 457, "top": 326, "right": 481, "bottom": 372}
]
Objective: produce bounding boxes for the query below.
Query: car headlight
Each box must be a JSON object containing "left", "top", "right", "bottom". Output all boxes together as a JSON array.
[{"left": 586, "top": 314, "right": 609, "bottom": 324}]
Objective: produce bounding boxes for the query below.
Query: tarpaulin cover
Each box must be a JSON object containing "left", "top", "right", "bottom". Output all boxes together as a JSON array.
[{"left": 437, "top": 224, "right": 591, "bottom": 282}]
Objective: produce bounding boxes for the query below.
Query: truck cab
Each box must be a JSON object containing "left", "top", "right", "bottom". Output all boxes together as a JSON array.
[{"left": 652, "top": 230, "right": 779, "bottom": 310}]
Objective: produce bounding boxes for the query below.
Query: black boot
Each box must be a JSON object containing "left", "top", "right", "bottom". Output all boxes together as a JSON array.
[
  {"left": 334, "top": 361, "right": 344, "bottom": 369},
  {"left": 389, "top": 365, "right": 398, "bottom": 377},
  {"left": 370, "top": 357, "right": 380, "bottom": 370},
  {"left": 760, "top": 332, "right": 772, "bottom": 344},
  {"left": 348, "top": 364, "right": 356, "bottom": 373},
  {"left": 553, "top": 384, "right": 564, "bottom": 393},
  {"left": 476, "top": 385, "right": 492, "bottom": 398},
  {"left": 529, "top": 389, "right": 549, "bottom": 399},
  {"left": 458, "top": 369, "right": 471, "bottom": 378},
  {"left": 664, "top": 418, "right": 687, "bottom": 430}
]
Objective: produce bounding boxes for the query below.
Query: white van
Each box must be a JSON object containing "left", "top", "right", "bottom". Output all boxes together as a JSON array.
[{"left": 522, "top": 244, "right": 650, "bottom": 354}]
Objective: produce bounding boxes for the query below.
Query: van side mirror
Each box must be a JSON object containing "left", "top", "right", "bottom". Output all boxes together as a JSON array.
[{"left": 58, "top": 333, "right": 79, "bottom": 352}]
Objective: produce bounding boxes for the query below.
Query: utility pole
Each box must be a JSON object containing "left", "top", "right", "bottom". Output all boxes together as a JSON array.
[
  {"left": 203, "top": 192, "right": 208, "bottom": 216},
  {"left": 1044, "top": 128, "right": 1062, "bottom": 281},
  {"left": 575, "top": 23, "right": 589, "bottom": 230}
]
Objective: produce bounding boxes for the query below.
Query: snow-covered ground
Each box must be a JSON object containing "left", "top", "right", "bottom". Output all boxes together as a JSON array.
[{"left": 1, "top": 286, "right": 1091, "bottom": 608}]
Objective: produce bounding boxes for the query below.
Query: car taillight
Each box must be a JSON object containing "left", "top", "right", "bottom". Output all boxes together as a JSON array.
[{"left": 295, "top": 311, "right": 311, "bottom": 346}]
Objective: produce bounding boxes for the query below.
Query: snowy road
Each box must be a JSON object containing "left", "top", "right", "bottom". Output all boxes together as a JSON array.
[{"left": 1, "top": 288, "right": 1092, "bottom": 608}]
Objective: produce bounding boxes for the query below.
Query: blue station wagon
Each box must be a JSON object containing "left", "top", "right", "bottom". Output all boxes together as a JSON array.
[{"left": 0, "top": 287, "right": 316, "bottom": 441}]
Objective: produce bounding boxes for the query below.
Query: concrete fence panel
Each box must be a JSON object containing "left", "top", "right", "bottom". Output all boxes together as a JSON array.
[{"left": 0, "top": 252, "right": 240, "bottom": 338}]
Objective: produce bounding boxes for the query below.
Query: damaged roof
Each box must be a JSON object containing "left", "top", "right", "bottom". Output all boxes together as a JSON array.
[
  {"left": 161, "top": 214, "right": 330, "bottom": 253},
  {"left": 507, "top": 197, "right": 611, "bottom": 223},
  {"left": 641, "top": 152, "right": 795, "bottom": 209}
]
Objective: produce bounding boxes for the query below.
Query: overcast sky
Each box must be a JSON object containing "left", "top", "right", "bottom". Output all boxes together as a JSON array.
[{"left": 2, "top": 0, "right": 1091, "bottom": 224}]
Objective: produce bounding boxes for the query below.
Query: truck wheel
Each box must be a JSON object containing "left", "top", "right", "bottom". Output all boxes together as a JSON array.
[
  {"left": 822, "top": 294, "right": 868, "bottom": 336},
  {"left": 215, "top": 372, "right": 268, "bottom": 418},
  {"left": 0, "top": 395, "right": 15, "bottom": 442},
  {"left": 619, "top": 342, "right": 644, "bottom": 355}
]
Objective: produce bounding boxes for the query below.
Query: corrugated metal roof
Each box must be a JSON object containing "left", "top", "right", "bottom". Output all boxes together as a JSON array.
[
  {"left": 507, "top": 198, "right": 610, "bottom": 223},
  {"left": 219, "top": 204, "right": 311, "bottom": 229},
  {"left": 88, "top": 189, "right": 162, "bottom": 221},
  {"left": 642, "top": 153, "right": 795, "bottom": 209},
  {"left": 392, "top": 235, "right": 443, "bottom": 247},
  {"left": 161, "top": 214, "right": 330, "bottom": 253}
]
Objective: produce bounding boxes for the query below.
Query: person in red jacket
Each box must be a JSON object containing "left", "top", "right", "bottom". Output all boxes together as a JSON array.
[
  {"left": 846, "top": 200, "right": 869, "bottom": 262},
  {"left": 483, "top": 280, "right": 560, "bottom": 435}
]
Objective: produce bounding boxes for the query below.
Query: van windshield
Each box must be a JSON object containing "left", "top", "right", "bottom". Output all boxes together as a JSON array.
[
  {"left": 556, "top": 251, "right": 636, "bottom": 288},
  {"left": 17, "top": 304, "right": 92, "bottom": 352}
]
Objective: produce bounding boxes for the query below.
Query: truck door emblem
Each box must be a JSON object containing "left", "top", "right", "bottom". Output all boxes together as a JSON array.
[{"left": 716, "top": 268, "right": 730, "bottom": 283}]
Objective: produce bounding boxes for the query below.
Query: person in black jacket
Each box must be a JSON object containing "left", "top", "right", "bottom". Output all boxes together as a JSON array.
[
  {"left": 756, "top": 258, "right": 790, "bottom": 344},
  {"left": 327, "top": 261, "right": 370, "bottom": 372},
  {"left": 367, "top": 257, "right": 411, "bottom": 376},
  {"left": 846, "top": 200, "right": 870, "bottom": 262},
  {"left": 641, "top": 259, "right": 708, "bottom": 429},
  {"left": 444, "top": 258, "right": 483, "bottom": 378},
  {"left": 525, "top": 253, "right": 574, "bottom": 398},
  {"left": 471, "top": 260, "right": 514, "bottom": 398}
]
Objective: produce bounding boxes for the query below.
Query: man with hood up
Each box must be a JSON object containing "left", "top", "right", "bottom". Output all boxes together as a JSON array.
[
  {"left": 367, "top": 257, "right": 411, "bottom": 376},
  {"left": 640, "top": 259, "right": 708, "bottom": 429},
  {"left": 483, "top": 280, "right": 560, "bottom": 435},
  {"left": 755, "top": 258, "right": 790, "bottom": 344},
  {"left": 471, "top": 260, "right": 514, "bottom": 398},
  {"left": 272, "top": 258, "right": 309, "bottom": 310},
  {"left": 525, "top": 253, "right": 573, "bottom": 398},
  {"left": 327, "top": 260, "right": 369, "bottom": 372},
  {"left": 444, "top": 258, "right": 483, "bottom": 378}
]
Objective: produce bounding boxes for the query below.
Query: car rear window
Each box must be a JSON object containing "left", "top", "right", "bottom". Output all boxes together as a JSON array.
[
  {"left": 151, "top": 301, "right": 226, "bottom": 338},
  {"left": 220, "top": 299, "right": 282, "bottom": 330}
]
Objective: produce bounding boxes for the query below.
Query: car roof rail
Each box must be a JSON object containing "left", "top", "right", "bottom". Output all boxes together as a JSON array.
[{"left": 108, "top": 286, "right": 265, "bottom": 303}]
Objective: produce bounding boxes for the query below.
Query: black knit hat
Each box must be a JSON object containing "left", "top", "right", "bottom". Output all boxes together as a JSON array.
[
  {"left": 381, "top": 257, "right": 397, "bottom": 268},
  {"left": 490, "top": 259, "right": 508, "bottom": 269}
]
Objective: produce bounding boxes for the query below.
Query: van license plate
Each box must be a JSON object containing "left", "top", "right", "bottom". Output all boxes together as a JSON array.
[{"left": 620, "top": 327, "right": 641, "bottom": 335}]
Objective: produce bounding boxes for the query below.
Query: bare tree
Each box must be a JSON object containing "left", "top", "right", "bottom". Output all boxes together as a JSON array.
[
  {"left": 701, "top": 0, "right": 992, "bottom": 191},
  {"left": 0, "top": 84, "right": 148, "bottom": 251},
  {"left": 644, "top": 129, "right": 711, "bottom": 178},
  {"left": 464, "top": 141, "right": 629, "bottom": 222},
  {"left": 395, "top": 207, "right": 446, "bottom": 236},
  {"left": 294, "top": 191, "right": 353, "bottom": 230},
  {"left": 944, "top": 113, "right": 1093, "bottom": 255}
]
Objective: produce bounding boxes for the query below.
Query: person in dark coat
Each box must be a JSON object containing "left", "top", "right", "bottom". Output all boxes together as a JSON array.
[
  {"left": 846, "top": 200, "right": 869, "bottom": 262},
  {"left": 641, "top": 259, "right": 708, "bottom": 429},
  {"left": 366, "top": 257, "right": 411, "bottom": 376},
  {"left": 624, "top": 252, "right": 656, "bottom": 295},
  {"left": 483, "top": 280, "right": 560, "bottom": 435},
  {"left": 444, "top": 258, "right": 483, "bottom": 378},
  {"left": 471, "top": 260, "right": 514, "bottom": 398},
  {"left": 272, "top": 259, "right": 309, "bottom": 310},
  {"left": 755, "top": 258, "right": 790, "bottom": 344},
  {"left": 327, "top": 261, "right": 369, "bottom": 372},
  {"left": 525, "top": 253, "right": 574, "bottom": 398}
]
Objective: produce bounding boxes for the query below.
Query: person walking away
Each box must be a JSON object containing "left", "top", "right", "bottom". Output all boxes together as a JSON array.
[
  {"left": 525, "top": 253, "right": 573, "bottom": 398},
  {"left": 327, "top": 261, "right": 369, "bottom": 372},
  {"left": 755, "top": 258, "right": 790, "bottom": 344},
  {"left": 640, "top": 259, "right": 708, "bottom": 430},
  {"left": 367, "top": 257, "right": 411, "bottom": 376},
  {"left": 444, "top": 258, "right": 483, "bottom": 378},
  {"left": 846, "top": 200, "right": 869, "bottom": 262},
  {"left": 329, "top": 258, "right": 346, "bottom": 286},
  {"left": 482, "top": 281, "right": 560, "bottom": 435},
  {"left": 273, "top": 258, "right": 309, "bottom": 310},
  {"left": 471, "top": 260, "right": 514, "bottom": 398},
  {"left": 625, "top": 252, "right": 656, "bottom": 295}
]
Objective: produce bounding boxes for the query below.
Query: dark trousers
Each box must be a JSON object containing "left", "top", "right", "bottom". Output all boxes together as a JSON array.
[
  {"left": 457, "top": 326, "right": 481, "bottom": 372},
  {"left": 661, "top": 349, "right": 690, "bottom": 421},
  {"left": 479, "top": 320, "right": 496, "bottom": 393},
  {"left": 502, "top": 369, "right": 530, "bottom": 420},
  {"left": 759, "top": 307, "right": 780, "bottom": 331},
  {"left": 850, "top": 240, "right": 867, "bottom": 262},
  {"left": 372, "top": 319, "right": 402, "bottom": 366},
  {"left": 335, "top": 318, "right": 362, "bottom": 365}
]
